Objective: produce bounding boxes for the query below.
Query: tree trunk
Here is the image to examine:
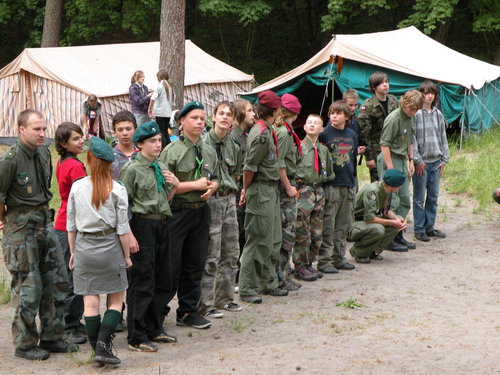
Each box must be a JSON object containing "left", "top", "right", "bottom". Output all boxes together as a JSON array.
[
  {"left": 41, "top": 0, "right": 63, "bottom": 47},
  {"left": 160, "top": 0, "right": 185, "bottom": 111}
]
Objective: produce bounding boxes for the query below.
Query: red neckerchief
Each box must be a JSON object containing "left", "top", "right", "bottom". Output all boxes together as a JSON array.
[
  {"left": 257, "top": 119, "right": 278, "bottom": 157},
  {"left": 284, "top": 121, "right": 302, "bottom": 156}
]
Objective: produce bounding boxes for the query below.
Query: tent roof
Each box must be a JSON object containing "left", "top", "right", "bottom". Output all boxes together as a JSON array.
[
  {"left": 247, "top": 26, "right": 500, "bottom": 93},
  {"left": 0, "top": 40, "right": 254, "bottom": 97}
]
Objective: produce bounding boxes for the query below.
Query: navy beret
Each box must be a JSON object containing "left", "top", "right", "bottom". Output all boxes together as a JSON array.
[
  {"left": 89, "top": 137, "right": 115, "bottom": 162},
  {"left": 178, "top": 101, "right": 204, "bottom": 119},
  {"left": 133, "top": 121, "right": 161, "bottom": 145},
  {"left": 383, "top": 169, "right": 405, "bottom": 187}
]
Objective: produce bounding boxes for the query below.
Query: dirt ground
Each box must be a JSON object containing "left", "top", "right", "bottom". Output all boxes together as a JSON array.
[{"left": 0, "top": 187, "right": 498, "bottom": 375}]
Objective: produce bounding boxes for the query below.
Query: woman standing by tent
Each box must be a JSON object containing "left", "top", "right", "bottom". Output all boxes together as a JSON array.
[
  {"left": 129, "top": 70, "right": 152, "bottom": 126},
  {"left": 148, "top": 69, "right": 176, "bottom": 148},
  {"left": 67, "top": 137, "right": 132, "bottom": 365}
]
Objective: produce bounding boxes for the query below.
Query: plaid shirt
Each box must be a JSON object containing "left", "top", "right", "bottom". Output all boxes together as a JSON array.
[{"left": 413, "top": 107, "right": 450, "bottom": 165}]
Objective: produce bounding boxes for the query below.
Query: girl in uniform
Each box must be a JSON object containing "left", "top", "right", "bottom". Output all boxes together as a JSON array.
[{"left": 67, "top": 137, "right": 132, "bottom": 365}]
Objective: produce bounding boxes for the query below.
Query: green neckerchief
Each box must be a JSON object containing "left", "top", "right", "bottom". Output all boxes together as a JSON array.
[
  {"left": 194, "top": 143, "right": 204, "bottom": 180},
  {"left": 150, "top": 161, "right": 167, "bottom": 192}
]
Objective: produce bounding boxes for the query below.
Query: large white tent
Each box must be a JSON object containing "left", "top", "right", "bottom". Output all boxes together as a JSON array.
[
  {"left": 0, "top": 40, "right": 254, "bottom": 141},
  {"left": 243, "top": 27, "right": 499, "bottom": 132}
]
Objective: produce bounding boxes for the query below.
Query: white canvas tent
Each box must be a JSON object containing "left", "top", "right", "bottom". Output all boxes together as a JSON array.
[
  {"left": 243, "top": 27, "right": 500, "bottom": 132},
  {"left": 0, "top": 40, "right": 254, "bottom": 141}
]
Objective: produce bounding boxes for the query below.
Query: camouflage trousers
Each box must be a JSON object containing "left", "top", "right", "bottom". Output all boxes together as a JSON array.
[
  {"left": 318, "top": 186, "right": 355, "bottom": 269},
  {"left": 2, "top": 207, "right": 69, "bottom": 350},
  {"left": 199, "top": 194, "right": 239, "bottom": 312},
  {"left": 277, "top": 182, "right": 297, "bottom": 283},
  {"left": 293, "top": 185, "right": 325, "bottom": 265}
]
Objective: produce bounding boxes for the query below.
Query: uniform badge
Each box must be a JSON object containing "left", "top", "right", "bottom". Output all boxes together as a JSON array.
[
  {"left": 360, "top": 106, "right": 366, "bottom": 111},
  {"left": 27, "top": 186, "right": 32, "bottom": 194},
  {"left": 403, "top": 129, "right": 407, "bottom": 134},
  {"left": 16, "top": 172, "right": 29, "bottom": 186},
  {"left": 370, "top": 192, "right": 376, "bottom": 201}
]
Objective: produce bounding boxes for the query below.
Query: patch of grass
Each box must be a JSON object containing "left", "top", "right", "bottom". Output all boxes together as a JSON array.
[
  {"left": 297, "top": 311, "right": 314, "bottom": 318},
  {"left": 66, "top": 349, "right": 93, "bottom": 365},
  {"left": 272, "top": 319, "right": 285, "bottom": 324},
  {"left": 230, "top": 317, "right": 255, "bottom": 332},
  {"left": 445, "top": 127, "right": 500, "bottom": 213},
  {"left": 320, "top": 288, "right": 339, "bottom": 293},
  {"left": 336, "top": 298, "right": 365, "bottom": 309},
  {"left": 0, "top": 276, "right": 11, "bottom": 304}
]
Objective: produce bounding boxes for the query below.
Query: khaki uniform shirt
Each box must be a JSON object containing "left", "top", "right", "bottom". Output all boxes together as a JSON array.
[
  {"left": 230, "top": 125, "right": 249, "bottom": 159},
  {"left": 159, "top": 136, "right": 218, "bottom": 204},
  {"left": 203, "top": 128, "right": 241, "bottom": 193},
  {"left": 243, "top": 120, "right": 279, "bottom": 182},
  {"left": 358, "top": 95, "right": 399, "bottom": 161},
  {"left": 354, "top": 182, "right": 391, "bottom": 222},
  {"left": 295, "top": 137, "right": 334, "bottom": 184},
  {"left": 274, "top": 123, "right": 298, "bottom": 176},
  {"left": 0, "top": 139, "right": 52, "bottom": 207},
  {"left": 120, "top": 153, "right": 172, "bottom": 216},
  {"left": 380, "top": 108, "right": 414, "bottom": 157}
]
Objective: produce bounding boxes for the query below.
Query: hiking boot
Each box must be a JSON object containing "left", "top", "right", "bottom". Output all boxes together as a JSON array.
[
  {"left": 128, "top": 341, "right": 158, "bottom": 352},
  {"left": 94, "top": 325, "right": 120, "bottom": 365},
  {"left": 370, "top": 253, "right": 384, "bottom": 260},
  {"left": 336, "top": 262, "right": 355, "bottom": 271},
  {"left": 151, "top": 331, "right": 177, "bottom": 343},
  {"left": 386, "top": 240, "right": 408, "bottom": 252},
  {"left": 39, "top": 338, "right": 78, "bottom": 353},
  {"left": 204, "top": 309, "right": 224, "bottom": 319},
  {"left": 265, "top": 287, "right": 288, "bottom": 297},
  {"left": 64, "top": 331, "right": 87, "bottom": 345},
  {"left": 176, "top": 312, "right": 212, "bottom": 329},
  {"left": 415, "top": 232, "right": 430, "bottom": 242},
  {"left": 426, "top": 229, "right": 446, "bottom": 238},
  {"left": 15, "top": 347, "right": 50, "bottom": 361},
  {"left": 395, "top": 231, "right": 416, "bottom": 249},
  {"left": 307, "top": 265, "right": 323, "bottom": 278},
  {"left": 294, "top": 264, "right": 317, "bottom": 281},
  {"left": 240, "top": 295, "right": 262, "bottom": 304},
  {"left": 220, "top": 302, "right": 243, "bottom": 312},
  {"left": 354, "top": 257, "right": 371, "bottom": 264},
  {"left": 318, "top": 265, "right": 339, "bottom": 274},
  {"left": 282, "top": 278, "right": 301, "bottom": 291}
]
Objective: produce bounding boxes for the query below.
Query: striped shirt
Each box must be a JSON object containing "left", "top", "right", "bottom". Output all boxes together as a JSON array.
[{"left": 413, "top": 107, "right": 450, "bottom": 165}]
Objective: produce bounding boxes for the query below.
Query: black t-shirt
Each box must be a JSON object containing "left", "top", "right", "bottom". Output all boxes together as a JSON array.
[{"left": 319, "top": 125, "right": 358, "bottom": 187}]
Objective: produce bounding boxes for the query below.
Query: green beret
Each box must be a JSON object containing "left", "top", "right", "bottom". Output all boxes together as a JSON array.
[
  {"left": 383, "top": 169, "right": 405, "bottom": 187},
  {"left": 89, "top": 137, "right": 115, "bottom": 162},
  {"left": 178, "top": 101, "right": 204, "bottom": 119},
  {"left": 133, "top": 121, "right": 161, "bottom": 145}
]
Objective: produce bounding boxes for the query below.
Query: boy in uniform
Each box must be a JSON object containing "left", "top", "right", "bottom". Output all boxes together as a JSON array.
[
  {"left": 238, "top": 90, "right": 285, "bottom": 304},
  {"left": 293, "top": 114, "right": 333, "bottom": 281},
  {"left": 159, "top": 102, "right": 219, "bottom": 329},
  {"left": 120, "top": 121, "right": 179, "bottom": 352},
  {"left": 358, "top": 72, "right": 398, "bottom": 182},
  {"left": 349, "top": 169, "right": 407, "bottom": 263},
  {"left": 377, "top": 90, "right": 423, "bottom": 251},
  {"left": 0, "top": 110, "right": 76, "bottom": 360},
  {"left": 199, "top": 101, "right": 242, "bottom": 318},
  {"left": 317, "top": 101, "right": 357, "bottom": 274}
]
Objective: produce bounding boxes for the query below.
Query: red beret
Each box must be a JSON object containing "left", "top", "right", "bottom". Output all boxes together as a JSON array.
[
  {"left": 281, "top": 93, "right": 302, "bottom": 114},
  {"left": 258, "top": 90, "right": 282, "bottom": 109}
]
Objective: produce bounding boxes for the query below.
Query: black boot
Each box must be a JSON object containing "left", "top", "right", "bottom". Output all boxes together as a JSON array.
[
  {"left": 395, "top": 231, "right": 416, "bottom": 249},
  {"left": 88, "top": 335, "right": 97, "bottom": 352},
  {"left": 94, "top": 325, "right": 120, "bottom": 365}
]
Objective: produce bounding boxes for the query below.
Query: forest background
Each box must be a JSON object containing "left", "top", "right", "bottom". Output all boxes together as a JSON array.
[{"left": 0, "top": 0, "right": 498, "bottom": 85}]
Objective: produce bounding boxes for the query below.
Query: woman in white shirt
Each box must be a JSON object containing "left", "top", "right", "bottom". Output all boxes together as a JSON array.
[
  {"left": 67, "top": 137, "right": 131, "bottom": 366},
  {"left": 148, "top": 69, "right": 175, "bottom": 148}
]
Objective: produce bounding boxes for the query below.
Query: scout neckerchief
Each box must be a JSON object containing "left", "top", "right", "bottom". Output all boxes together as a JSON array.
[
  {"left": 313, "top": 145, "right": 321, "bottom": 175},
  {"left": 283, "top": 121, "right": 302, "bottom": 156},
  {"left": 215, "top": 142, "right": 223, "bottom": 160},
  {"left": 150, "top": 161, "right": 167, "bottom": 192},
  {"left": 194, "top": 143, "right": 204, "bottom": 180},
  {"left": 272, "top": 129, "right": 279, "bottom": 157}
]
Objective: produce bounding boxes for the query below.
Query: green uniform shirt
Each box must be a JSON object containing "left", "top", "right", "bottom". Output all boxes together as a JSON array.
[
  {"left": 354, "top": 181, "right": 391, "bottom": 222},
  {"left": 230, "top": 125, "right": 249, "bottom": 159},
  {"left": 358, "top": 95, "right": 399, "bottom": 161},
  {"left": 0, "top": 139, "right": 52, "bottom": 207},
  {"left": 203, "top": 128, "right": 241, "bottom": 193},
  {"left": 274, "top": 123, "right": 298, "bottom": 176},
  {"left": 379, "top": 108, "right": 414, "bottom": 157},
  {"left": 243, "top": 120, "right": 279, "bottom": 182},
  {"left": 159, "top": 136, "right": 218, "bottom": 204},
  {"left": 120, "top": 153, "right": 172, "bottom": 216},
  {"left": 295, "top": 137, "right": 333, "bottom": 184}
]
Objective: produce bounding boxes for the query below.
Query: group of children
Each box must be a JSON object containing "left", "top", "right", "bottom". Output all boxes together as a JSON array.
[{"left": 52, "top": 73, "right": 449, "bottom": 365}]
